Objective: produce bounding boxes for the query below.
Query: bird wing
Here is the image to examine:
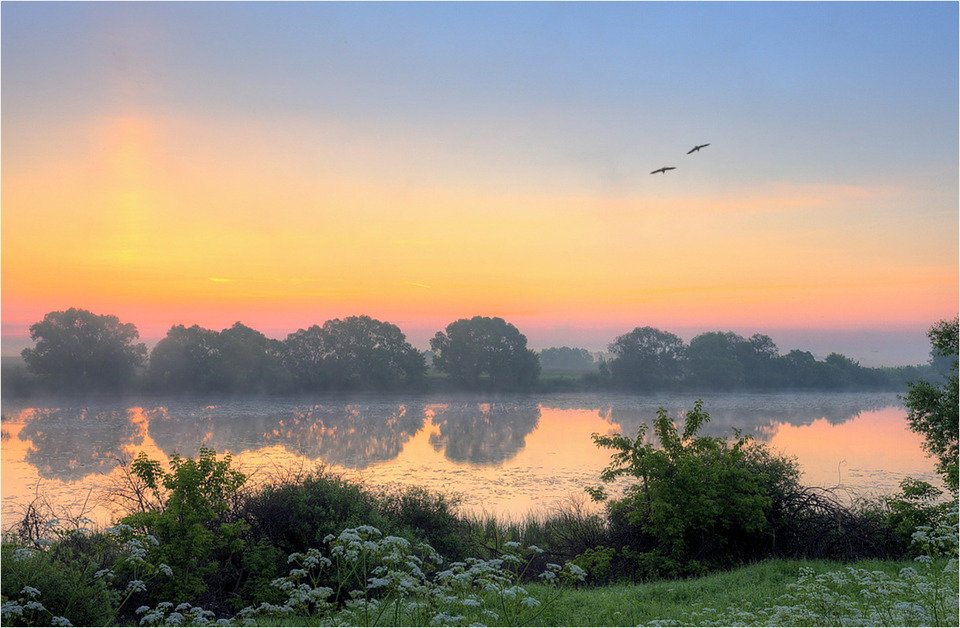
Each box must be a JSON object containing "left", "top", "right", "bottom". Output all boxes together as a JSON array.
[{"left": 686, "top": 147, "right": 697, "bottom": 154}]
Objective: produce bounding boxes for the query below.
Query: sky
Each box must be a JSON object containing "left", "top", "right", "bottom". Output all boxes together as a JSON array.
[{"left": 2, "top": 2, "right": 957, "bottom": 365}]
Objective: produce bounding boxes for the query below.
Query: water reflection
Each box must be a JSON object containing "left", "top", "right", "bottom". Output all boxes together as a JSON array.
[
  {"left": 571, "top": 393, "right": 900, "bottom": 442},
  {"left": 1, "top": 393, "right": 903, "bottom": 485},
  {"left": 18, "top": 406, "right": 144, "bottom": 481},
  {"left": 429, "top": 402, "right": 540, "bottom": 464},
  {"left": 144, "top": 401, "right": 426, "bottom": 469}
]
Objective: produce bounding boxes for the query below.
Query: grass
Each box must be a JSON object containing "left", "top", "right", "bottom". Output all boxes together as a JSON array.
[
  {"left": 262, "top": 558, "right": 914, "bottom": 627},
  {"left": 527, "top": 558, "right": 907, "bottom": 626}
]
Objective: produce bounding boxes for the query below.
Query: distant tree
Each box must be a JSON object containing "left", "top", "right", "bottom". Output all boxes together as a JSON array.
[
  {"left": 207, "top": 322, "right": 287, "bottom": 393},
  {"left": 684, "top": 332, "right": 748, "bottom": 389},
  {"left": 21, "top": 308, "right": 147, "bottom": 391},
  {"left": 778, "top": 349, "right": 846, "bottom": 389},
  {"left": 283, "top": 316, "right": 425, "bottom": 390},
  {"left": 607, "top": 327, "right": 685, "bottom": 390},
  {"left": 539, "top": 347, "right": 596, "bottom": 372},
  {"left": 741, "top": 334, "right": 783, "bottom": 388},
  {"left": 147, "top": 325, "right": 219, "bottom": 392},
  {"left": 903, "top": 317, "right": 959, "bottom": 493},
  {"left": 430, "top": 316, "right": 540, "bottom": 390},
  {"left": 824, "top": 353, "right": 888, "bottom": 389}
]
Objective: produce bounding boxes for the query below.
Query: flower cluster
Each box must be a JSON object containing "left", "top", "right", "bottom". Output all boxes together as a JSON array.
[{"left": 644, "top": 506, "right": 959, "bottom": 627}]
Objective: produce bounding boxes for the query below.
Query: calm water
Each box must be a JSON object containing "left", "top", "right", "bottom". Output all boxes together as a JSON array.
[{"left": 0, "top": 392, "right": 941, "bottom": 528}]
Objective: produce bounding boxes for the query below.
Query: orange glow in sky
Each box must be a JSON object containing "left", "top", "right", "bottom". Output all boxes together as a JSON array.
[
  {"left": 3, "top": 113, "right": 956, "bottom": 350},
  {"left": 2, "top": 2, "right": 957, "bottom": 359}
]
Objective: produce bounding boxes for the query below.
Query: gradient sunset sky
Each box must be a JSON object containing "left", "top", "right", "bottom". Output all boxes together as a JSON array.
[{"left": 2, "top": 2, "right": 957, "bottom": 364}]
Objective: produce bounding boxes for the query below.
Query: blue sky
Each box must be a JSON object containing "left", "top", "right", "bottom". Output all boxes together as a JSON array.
[{"left": 2, "top": 2, "right": 957, "bottom": 364}]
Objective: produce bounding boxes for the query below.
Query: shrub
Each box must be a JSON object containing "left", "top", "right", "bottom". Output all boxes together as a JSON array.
[
  {"left": 1, "top": 543, "right": 114, "bottom": 626},
  {"left": 588, "top": 401, "right": 804, "bottom": 577},
  {"left": 119, "top": 448, "right": 249, "bottom": 603}
]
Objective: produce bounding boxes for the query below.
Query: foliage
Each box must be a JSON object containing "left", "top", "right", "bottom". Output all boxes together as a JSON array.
[
  {"left": 875, "top": 478, "right": 954, "bottom": 552},
  {"left": 282, "top": 315, "right": 426, "bottom": 391},
  {"left": 538, "top": 347, "right": 596, "bottom": 373},
  {"left": 147, "top": 325, "right": 221, "bottom": 393},
  {"left": 683, "top": 332, "right": 748, "bottom": 389},
  {"left": 606, "top": 327, "right": 685, "bottom": 390},
  {"left": 207, "top": 322, "right": 289, "bottom": 394},
  {"left": 430, "top": 316, "right": 541, "bottom": 390},
  {"left": 21, "top": 308, "right": 147, "bottom": 391},
  {"left": 1, "top": 542, "right": 113, "bottom": 626},
  {"left": 642, "top": 506, "right": 959, "bottom": 627},
  {"left": 588, "top": 400, "right": 804, "bottom": 577},
  {"left": 903, "top": 316, "right": 959, "bottom": 493},
  {"left": 232, "top": 526, "right": 585, "bottom": 627},
  {"left": 120, "top": 448, "right": 249, "bottom": 602}
]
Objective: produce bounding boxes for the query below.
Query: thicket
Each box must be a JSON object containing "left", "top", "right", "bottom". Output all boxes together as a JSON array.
[{"left": 6, "top": 308, "right": 949, "bottom": 397}]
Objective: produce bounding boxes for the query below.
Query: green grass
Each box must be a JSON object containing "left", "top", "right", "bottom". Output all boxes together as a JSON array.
[
  {"left": 526, "top": 558, "right": 907, "bottom": 626},
  {"left": 267, "top": 558, "right": 913, "bottom": 627}
]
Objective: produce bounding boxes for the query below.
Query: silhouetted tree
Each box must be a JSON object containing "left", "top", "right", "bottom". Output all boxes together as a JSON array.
[
  {"left": 778, "top": 349, "right": 842, "bottom": 389},
  {"left": 147, "top": 325, "right": 219, "bottom": 392},
  {"left": 283, "top": 316, "right": 425, "bottom": 390},
  {"left": 430, "top": 316, "right": 540, "bottom": 390},
  {"left": 207, "top": 322, "right": 288, "bottom": 393},
  {"left": 903, "top": 317, "right": 959, "bottom": 493},
  {"left": 684, "top": 331, "right": 748, "bottom": 389},
  {"left": 607, "top": 327, "right": 685, "bottom": 390},
  {"left": 539, "top": 347, "right": 596, "bottom": 372},
  {"left": 21, "top": 308, "right": 147, "bottom": 391}
]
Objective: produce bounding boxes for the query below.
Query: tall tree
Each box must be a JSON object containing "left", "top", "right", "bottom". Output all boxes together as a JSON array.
[
  {"left": 22, "top": 308, "right": 147, "bottom": 391},
  {"left": 684, "top": 331, "right": 748, "bottom": 389},
  {"left": 208, "top": 322, "right": 287, "bottom": 393},
  {"left": 430, "top": 316, "right": 540, "bottom": 390},
  {"left": 903, "top": 317, "right": 959, "bottom": 493},
  {"left": 606, "top": 327, "right": 685, "bottom": 390},
  {"left": 283, "top": 315, "right": 425, "bottom": 390},
  {"left": 147, "top": 325, "right": 219, "bottom": 392}
]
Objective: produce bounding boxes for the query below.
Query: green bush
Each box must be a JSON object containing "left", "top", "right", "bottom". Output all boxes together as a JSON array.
[
  {"left": 119, "top": 447, "right": 249, "bottom": 603},
  {"left": 588, "top": 400, "right": 803, "bottom": 577},
  {"left": 378, "top": 486, "right": 468, "bottom": 561},
  {"left": 1, "top": 542, "right": 114, "bottom": 626}
]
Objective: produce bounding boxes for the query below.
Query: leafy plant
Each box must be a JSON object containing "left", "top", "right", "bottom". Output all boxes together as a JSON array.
[
  {"left": 588, "top": 400, "right": 801, "bottom": 577},
  {"left": 903, "top": 316, "right": 959, "bottom": 493},
  {"left": 120, "top": 448, "right": 248, "bottom": 601}
]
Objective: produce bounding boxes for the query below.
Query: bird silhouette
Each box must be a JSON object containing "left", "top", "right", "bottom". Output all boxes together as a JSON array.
[
  {"left": 650, "top": 166, "right": 676, "bottom": 174},
  {"left": 686, "top": 143, "right": 710, "bottom": 154}
]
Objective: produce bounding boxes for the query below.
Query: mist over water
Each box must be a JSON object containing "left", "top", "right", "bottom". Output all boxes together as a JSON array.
[{"left": 0, "top": 392, "right": 940, "bottom": 528}]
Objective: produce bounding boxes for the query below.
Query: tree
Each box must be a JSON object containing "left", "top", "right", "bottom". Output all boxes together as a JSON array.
[
  {"left": 684, "top": 332, "right": 748, "bottom": 389},
  {"left": 903, "top": 317, "right": 959, "bottom": 493},
  {"left": 21, "top": 308, "right": 147, "bottom": 391},
  {"left": 538, "top": 347, "right": 596, "bottom": 372},
  {"left": 606, "top": 327, "right": 685, "bottom": 390},
  {"left": 283, "top": 316, "right": 426, "bottom": 390},
  {"left": 147, "top": 325, "right": 219, "bottom": 392},
  {"left": 430, "top": 316, "right": 540, "bottom": 390},
  {"left": 207, "top": 322, "right": 288, "bottom": 393}
]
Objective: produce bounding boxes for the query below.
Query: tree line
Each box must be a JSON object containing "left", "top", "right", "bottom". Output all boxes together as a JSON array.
[{"left": 3, "top": 307, "right": 952, "bottom": 395}]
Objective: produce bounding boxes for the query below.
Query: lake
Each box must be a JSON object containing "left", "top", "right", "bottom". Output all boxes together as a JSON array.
[{"left": 0, "top": 392, "right": 941, "bottom": 529}]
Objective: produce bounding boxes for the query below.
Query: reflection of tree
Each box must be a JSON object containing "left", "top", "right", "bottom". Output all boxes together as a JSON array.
[
  {"left": 19, "top": 406, "right": 143, "bottom": 482},
  {"left": 429, "top": 402, "right": 540, "bottom": 465},
  {"left": 143, "top": 400, "right": 425, "bottom": 470},
  {"left": 263, "top": 403, "right": 425, "bottom": 468},
  {"left": 591, "top": 393, "right": 900, "bottom": 443}
]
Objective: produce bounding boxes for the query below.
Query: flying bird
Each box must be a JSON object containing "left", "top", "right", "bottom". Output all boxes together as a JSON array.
[
  {"left": 686, "top": 143, "right": 710, "bottom": 154},
  {"left": 650, "top": 166, "right": 676, "bottom": 174}
]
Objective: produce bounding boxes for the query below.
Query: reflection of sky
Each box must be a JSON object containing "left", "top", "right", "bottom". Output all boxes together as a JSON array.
[{"left": 0, "top": 392, "right": 940, "bottom": 526}]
